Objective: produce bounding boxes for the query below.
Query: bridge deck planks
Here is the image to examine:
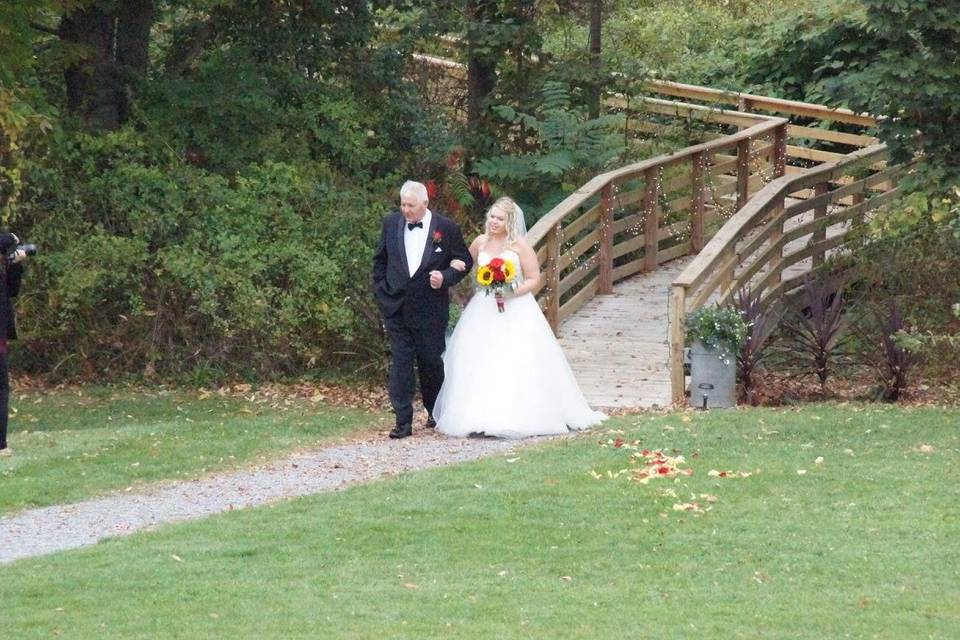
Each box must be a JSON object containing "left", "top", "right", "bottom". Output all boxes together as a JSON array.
[
  {"left": 557, "top": 257, "right": 694, "bottom": 410},
  {"left": 557, "top": 205, "right": 841, "bottom": 411}
]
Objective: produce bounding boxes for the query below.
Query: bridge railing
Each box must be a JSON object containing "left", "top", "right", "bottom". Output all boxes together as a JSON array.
[
  {"left": 527, "top": 116, "right": 789, "bottom": 330},
  {"left": 642, "top": 80, "right": 879, "bottom": 158},
  {"left": 667, "top": 143, "right": 910, "bottom": 403}
]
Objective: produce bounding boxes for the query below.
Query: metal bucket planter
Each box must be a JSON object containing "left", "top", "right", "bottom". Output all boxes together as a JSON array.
[{"left": 688, "top": 341, "right": 736, "bottom": 409}]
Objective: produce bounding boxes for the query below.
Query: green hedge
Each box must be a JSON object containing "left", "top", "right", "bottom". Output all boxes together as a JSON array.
[{"left": 9, "top": 130, "right": 388, "bottom": 383}]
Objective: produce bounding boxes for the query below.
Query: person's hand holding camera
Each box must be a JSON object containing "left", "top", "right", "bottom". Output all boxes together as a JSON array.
[{"left": 0, "top": 233, "right": 36, "bottom": 264}]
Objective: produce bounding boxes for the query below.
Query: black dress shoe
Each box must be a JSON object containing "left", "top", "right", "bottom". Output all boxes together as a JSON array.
[
  {"left": 389, "top": 423, "right": 412, "bottom": 439},
  {"left": 426, "top": 416, "right": 436, "bottom": 429}
]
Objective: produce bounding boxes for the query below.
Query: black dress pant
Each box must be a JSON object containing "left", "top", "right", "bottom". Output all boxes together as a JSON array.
[
  {"left": 384, "top": 317, "right": 446, "bottom": 427},
  {"left": 0, "top": 353, "right": 8, "bottom": 450}
]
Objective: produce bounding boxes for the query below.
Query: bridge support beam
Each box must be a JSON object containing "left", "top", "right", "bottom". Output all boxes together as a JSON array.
[
  {"left": 643, "top": 168, "right": 659, "bottom": 272},
  {"left": 598, "top": 183, "right": 614, "bottom": 294},
  {"left": 773, "top": 124, "right": 787, "bottom": 178},
  {"left": 545, "top": 224, "right": 562, "bottom": 334},
  {"left": 736, "top": 137, "right": 751, "bottom": 210},
  {"left": 812, "top": 181, "right": 828, "bottom": 268},
  {"left": 669, "top": 285, "right": 687, "bottom": 406},
  {"left": 691, "top": 152, "right": 706, "bottom": 252}
]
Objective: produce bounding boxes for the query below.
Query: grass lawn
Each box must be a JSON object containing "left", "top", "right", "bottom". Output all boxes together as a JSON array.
[
  {"left": 0, "top": 386, "right": 389, "bottom": 514},
  {"left": 2, "top": 404, "right": 958, "bottom": 638}
]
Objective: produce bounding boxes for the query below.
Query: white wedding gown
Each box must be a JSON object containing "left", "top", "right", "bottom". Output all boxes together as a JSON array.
[{"left": 434, "top": 250, "right": 606, "bottom": 438}]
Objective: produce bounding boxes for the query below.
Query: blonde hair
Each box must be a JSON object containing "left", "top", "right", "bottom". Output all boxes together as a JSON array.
[{"left": 484, "top": 197, "right": 520, "bottom": 245}]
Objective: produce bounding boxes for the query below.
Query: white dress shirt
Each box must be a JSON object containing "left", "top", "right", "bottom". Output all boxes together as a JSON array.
[{"left": 404, "top": 209, "right": 432, "bottom": 277}]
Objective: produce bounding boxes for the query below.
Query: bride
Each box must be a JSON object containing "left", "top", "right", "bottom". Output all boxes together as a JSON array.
[{"left": 433, "top": 197, "right": 606, "bottom": 438}]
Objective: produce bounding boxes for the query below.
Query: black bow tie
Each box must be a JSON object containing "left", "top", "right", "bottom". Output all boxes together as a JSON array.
[{"left": 407, "top": 221, "right": 423, "bottom": 230}]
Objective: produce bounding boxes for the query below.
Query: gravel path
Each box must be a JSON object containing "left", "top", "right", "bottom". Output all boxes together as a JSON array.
[{"left": 0, "top": 430, "right": 534, "bottom": 564}]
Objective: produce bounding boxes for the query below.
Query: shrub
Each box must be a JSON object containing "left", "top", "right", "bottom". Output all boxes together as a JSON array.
[
  {"left": 732, "top": 287, "right": 780, "bottom": 405},
  {"left": 857, "top": 300, "right": 918, "bottom": 402},
  {"left": 9, "top": 130, "right": 387, "bottom": 382},
  {"left": 776, "top": 274, "right": 853, "bottom": 397}
]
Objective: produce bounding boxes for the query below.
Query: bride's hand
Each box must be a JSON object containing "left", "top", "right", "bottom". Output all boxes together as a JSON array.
[{"left": 450, "top": 259, "right": 466, "bottom": 272}]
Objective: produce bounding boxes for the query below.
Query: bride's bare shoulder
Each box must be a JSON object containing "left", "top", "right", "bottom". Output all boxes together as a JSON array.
[
  {"left": 510, "top": 236, "right": 534, "bottom": 255},
  {"left": 512, "top": 236, "right": 532, "bottom": 250}
]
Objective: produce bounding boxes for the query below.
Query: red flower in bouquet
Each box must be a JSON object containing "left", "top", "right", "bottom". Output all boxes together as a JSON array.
[{"left": 476, "top": 257, "right": 517, "bottom": 312}]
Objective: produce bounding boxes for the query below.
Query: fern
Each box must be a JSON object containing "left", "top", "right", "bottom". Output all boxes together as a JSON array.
[{"left": 474, "top": 81, "right": 627, "bottom": 215}]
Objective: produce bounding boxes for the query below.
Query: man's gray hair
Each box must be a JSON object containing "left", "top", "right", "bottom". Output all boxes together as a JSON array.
[{"left": 400, "top": 180, "right": 429, "bottom": 204}]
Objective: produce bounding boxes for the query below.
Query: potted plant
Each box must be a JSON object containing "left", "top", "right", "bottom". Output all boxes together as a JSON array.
[{"left": 685, "top": 304, "right": 748, "bottom": 409}]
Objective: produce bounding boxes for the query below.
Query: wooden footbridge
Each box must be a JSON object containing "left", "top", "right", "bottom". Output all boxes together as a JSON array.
[{"left": 415, "top": 56, "right": 909, "bottom": 409}]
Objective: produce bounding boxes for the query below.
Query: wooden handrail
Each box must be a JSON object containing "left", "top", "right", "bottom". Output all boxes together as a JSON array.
[
  {"left": 525, "top": 116, "right": 789, "bottom": 332},
  {"left": 671, "top": 144, "right": 890, "bottom": 289},
  {"left": 644, "top": 79, "right": 878, "bottom": 127},
  {"left": 411, "top": 51, "right": 879, "bottom": 129},
  {"left": 527, "top": 119, "right": 786, "bottom": 246},
  {"left": 668, "top": 143, "right": 910, "bottom": 404}
]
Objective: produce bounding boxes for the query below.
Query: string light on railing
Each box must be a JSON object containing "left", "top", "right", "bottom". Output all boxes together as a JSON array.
[
  {"left": 747, "top": 133, "right": 781, "bottom": 185},
  {"left": 703, "top": 148, "right": 738, "bottom": 221}
]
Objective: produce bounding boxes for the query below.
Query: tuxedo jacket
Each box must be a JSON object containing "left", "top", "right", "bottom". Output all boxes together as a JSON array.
[{"left": 372, "top": 210, "right": 473, "bottom": 329}]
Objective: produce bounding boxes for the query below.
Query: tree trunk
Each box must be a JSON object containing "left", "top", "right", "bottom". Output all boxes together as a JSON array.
[
  {"left": 115, "top": 0, "right": 155, "bottom": 123},
  {"left": 588, "top": 0, "right": 602, "bottom": 120},
  {"left": 59, "top": 1, "right": 155, "bottom": 131},
  {"left": 60, "top": 6, "right": 119, "bottom": 131},
  {"left": 465, "top": 0, "right": 498, "bottom": 140}
]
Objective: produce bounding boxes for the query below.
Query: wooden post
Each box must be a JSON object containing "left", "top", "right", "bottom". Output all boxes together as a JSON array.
[
  {"left": 691, "top": 151, "right": 705, "bottom": 252},
  {"left": 773, "top": 123, "right": 787, "bottom": 178},
  {"left": 812, "top": 181, "right": 828, "bottom": 268},
  {"left": 545, "top": 223, "right": 562, "bottom": 334},
  {"left": 598, "top": 182, "right": 614, "bottom": 294},
  {"left": 643, "top": 168, "right": 659, "bottom": 271},
  {"left": 851, "top": 190, "right": 866, "bottom": 223},
  {"left": 719, "top": 247, "right": 734, "bottom": 295},
  {"left": 737, "top": 97, "right": 753, "bottom": 132},
  {"left": 669, "top": 285, "right": 687, "bottom": 406},
  {"left": 770, "top": 193, "right": 785, "bottom": 285},
  {"left": 736, "top": 137, "right": 750, "bottom": 210}
]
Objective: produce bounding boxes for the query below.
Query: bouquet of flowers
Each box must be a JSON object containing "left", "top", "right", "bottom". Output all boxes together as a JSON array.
[{"left": 476, "top": 257, "right": 517, "bottom": 312}]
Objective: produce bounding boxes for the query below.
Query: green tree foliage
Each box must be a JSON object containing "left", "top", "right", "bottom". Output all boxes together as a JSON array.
[
  {"left": 2, "top": 0, "right": 464, "bottom": 382},
  {"left": 0, "top": 0, "right": 63, "bottom": 218},
  {"left": 822, "top": 1, "right": 960, "bottom": 188},
  {"left": 738, "top": 2, "right": 876, "bottom": 104},
  {"left": 473, "top": 81, "right": 624, "bottom": 214}
]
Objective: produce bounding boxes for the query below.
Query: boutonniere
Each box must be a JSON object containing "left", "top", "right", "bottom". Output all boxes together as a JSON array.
[{"left": 432, "top": 230, "right": 443, "bottom": 244}]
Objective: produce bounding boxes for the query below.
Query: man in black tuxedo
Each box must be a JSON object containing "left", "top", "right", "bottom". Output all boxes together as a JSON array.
[{"left": 372, "top": 181, "right": 473, "bottom": 439}]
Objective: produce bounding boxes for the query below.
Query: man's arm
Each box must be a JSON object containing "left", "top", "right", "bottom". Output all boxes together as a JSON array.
[
  {"left": 439, "top": 221, "right": 472, "bottom": 288},
  {"left": 371, "top": 216, "right": 390, "bottom": 290}
]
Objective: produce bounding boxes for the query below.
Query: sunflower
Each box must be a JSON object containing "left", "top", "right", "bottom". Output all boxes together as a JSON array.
[
  {"left": 502, "top": 259, "right": 516, "bottom": 282},
  {"left": 476, "top": 265, "right": 494, "bottom": 286}
]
